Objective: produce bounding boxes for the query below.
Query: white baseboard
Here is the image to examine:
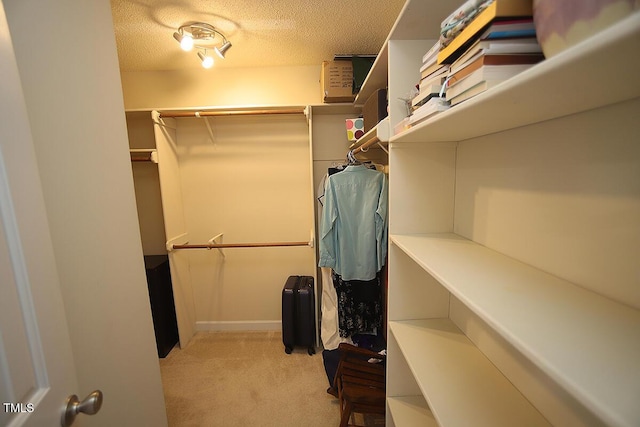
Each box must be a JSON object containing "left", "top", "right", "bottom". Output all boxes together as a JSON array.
[{"left": 196, "top": 320, "right": 281, "bottom": 332}]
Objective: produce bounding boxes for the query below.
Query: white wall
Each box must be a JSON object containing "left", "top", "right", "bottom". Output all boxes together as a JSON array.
[
  {"left": 455, "top": 98, "right": 640, "bottom": 309},
  {"left": 121, "top": 65, "right": 322, "bottom": 110},
  {"left": 126, "top": 112, "right": 317, "bottom": 328},
  {"left": 121, "top": 61, "right": 360, "bottom": 331},
  {"left": 174, "top": 114, "right": 316, "bottom": 327},
  {"left": 128, "top": 112, "right": 168, "bottom": 255},
  {"left": 5, "top": 0, "right": 167, "bottom": 425}
]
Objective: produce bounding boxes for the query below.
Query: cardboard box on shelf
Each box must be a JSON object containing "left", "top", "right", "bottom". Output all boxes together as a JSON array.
[{"left": 321, "top": 61, "right": 355, "bottom": 103}]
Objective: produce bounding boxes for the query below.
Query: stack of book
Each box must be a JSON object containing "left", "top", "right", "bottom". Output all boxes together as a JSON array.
[
  {"left": 409, "top": 41, "right": 450, "bottom": 125},
  {"left": 436, "top": 0, "right": 543, "bottom": 105},
  {"left": 445, "top": 35, "right": 543, "bottom": 105}
]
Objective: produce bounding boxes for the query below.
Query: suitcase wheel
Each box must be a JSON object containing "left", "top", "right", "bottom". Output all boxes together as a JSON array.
[
  {"left": 307, "top": 346, "right": 315, "bottom": 356},
  {"left": 285, "top": 346, "right": 293, "bottom": 354}
]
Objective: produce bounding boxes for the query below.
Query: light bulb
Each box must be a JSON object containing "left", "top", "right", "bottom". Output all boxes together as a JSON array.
[
  {"left": 198, "top": 51, "right": 214, "bottom": 69},
  {"left": 180, "top": 35, "right": 194, "bottom": 51}
]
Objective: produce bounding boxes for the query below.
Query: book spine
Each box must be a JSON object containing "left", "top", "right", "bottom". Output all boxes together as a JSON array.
[{"left": 484, "top": 28, "right": 536, "bottom": 39}]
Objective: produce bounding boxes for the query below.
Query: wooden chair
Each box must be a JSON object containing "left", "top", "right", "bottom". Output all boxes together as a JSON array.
[{"left": 333, "top": 342, "right": 386, "bottom": 427}]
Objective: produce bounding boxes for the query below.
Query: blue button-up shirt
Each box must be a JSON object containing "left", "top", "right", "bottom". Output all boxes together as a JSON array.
[{"left": 319, "top": 165, "right": 388, "bottom": 281}]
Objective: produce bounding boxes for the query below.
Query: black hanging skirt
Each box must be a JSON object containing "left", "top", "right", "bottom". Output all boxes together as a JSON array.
[{"left": 332, "top": 271, "right": 383, "bottom": 338}]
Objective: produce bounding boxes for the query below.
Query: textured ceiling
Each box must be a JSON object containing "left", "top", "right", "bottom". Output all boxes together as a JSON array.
[{"left": 110, "top": 0, "right": 407, "bottom": 71}]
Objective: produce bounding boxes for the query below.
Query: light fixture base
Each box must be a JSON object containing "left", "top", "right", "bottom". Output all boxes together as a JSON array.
[{"left": 173, "top": 22, "right": 232, "bottom": 68}]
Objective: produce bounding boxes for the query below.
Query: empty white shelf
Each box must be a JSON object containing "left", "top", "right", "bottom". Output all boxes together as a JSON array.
[
  {"left": 390, "top": 319, "right": 550, "bottom": 426},
  {"left": 387, "top": 395, "right": 437, "bottom": 427},
  {"left": 390, "top": 233, "right": 640, "bottom": 427}
]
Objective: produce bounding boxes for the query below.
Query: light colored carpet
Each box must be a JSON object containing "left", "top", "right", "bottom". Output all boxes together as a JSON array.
[{"left": 159, "top": 331, "right": 342, "bottom": 426}]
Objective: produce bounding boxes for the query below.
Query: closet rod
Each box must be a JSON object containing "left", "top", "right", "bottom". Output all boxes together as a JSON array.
[
  {"left": 171, "top": 241, "right": 311, "bottom": 250},
  {"left": 353, "top": 135, "right": 380, "bottom": 154},
  {"left": 158, "top": 109, "right": 305, "bottom": 118},
  {"left": 130, "top": 150, "right": 158, "bottom": 163}
]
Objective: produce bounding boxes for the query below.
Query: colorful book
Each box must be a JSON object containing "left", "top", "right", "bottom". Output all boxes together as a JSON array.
[
  {"left": 445, "top": 63, "right": 535, "bottom": 100},
  {"left": 437, "top": 0, "right": 533, "bottom": 65},
  {"left": 450, "top": 37, "right": 541, "bottom": 72},
  {"left": 447, "top": 53, "right": 543, "bottom": 86},
  {"left": 480, "top": 18, "right": 536, "bottom": 39},
  {"left": 440, "top": 0, "right": 494, "bottom": 47}
]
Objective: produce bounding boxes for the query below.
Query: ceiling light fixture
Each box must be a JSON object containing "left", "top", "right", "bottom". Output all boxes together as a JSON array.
[{"left": 173, "top": 22, "right": 232, "bottom": 68}]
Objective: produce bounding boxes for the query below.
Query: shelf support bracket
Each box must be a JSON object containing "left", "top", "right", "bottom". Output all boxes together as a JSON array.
[
  {"left": 166, "top": 233, "right": 189, "bottom": 252},
  {"left": 194, "top": 112, "right": 215, "bottom": 144},
  {"left": 376, "top": 141, "right": 389, "bottom": 154},
  {"left": 207, "top": 233, "right": 225, "bottom": 257}
]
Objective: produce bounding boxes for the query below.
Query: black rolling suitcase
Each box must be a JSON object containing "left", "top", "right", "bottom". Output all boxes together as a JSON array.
[{"left": 282, "top": 275, "right": 316, "bottom": 355}]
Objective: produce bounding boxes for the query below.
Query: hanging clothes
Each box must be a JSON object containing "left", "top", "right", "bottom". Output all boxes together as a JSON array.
[
  {"left": 317, "top": 162, "right": 379, "bottom": 207},
  {"left": 320, "top": 266, "right": 352, "bottom": 350},
  {"left": 332, "top": 271, "right": 383, "bottom": 338},
  {"left": 319, "top": 163, "right": 388, "bottom": 339},
  {"left": 318, "top": 164, "right": 388, "bottom": 281},
  {"left": 318, "top": 170, "right": 353, "bottom": 351}
]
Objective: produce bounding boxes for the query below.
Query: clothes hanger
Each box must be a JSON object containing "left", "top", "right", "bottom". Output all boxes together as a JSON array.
[{"left": 347, "top": 150, "right": 362, "bottom": 165}]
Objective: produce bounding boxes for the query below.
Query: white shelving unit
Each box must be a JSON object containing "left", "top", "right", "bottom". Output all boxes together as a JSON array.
[
  {"left": 387, "top": 396, "right": 437, "bottom": 426},
  {"left": 393, "top": 12, "right": 640, "bottom": 144},
  {"left": 360, "top": 2, "right": 640, "bottom": 426},
  {"left": 391, "top": 233, "right": 640, "bottom": 426},
  {"left": 390, "top": 318, "right": 550, "bottom": 426}
]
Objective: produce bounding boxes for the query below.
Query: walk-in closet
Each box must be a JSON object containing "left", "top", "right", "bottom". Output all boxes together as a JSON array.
[
  {"left": 125, "top": 103, "right": 390, "bottom": 425},
  {"left": 118, "top": 0, "right": 640, "bottom": 425},
  {"left": 127, "top": 103, "right": 389, "bottom": 345},
  {"left": 3, "top": 0, "right": 638, "bottom": 426},
  {"left": 129, "top": 109, "right": 314, "bottom": 342}
]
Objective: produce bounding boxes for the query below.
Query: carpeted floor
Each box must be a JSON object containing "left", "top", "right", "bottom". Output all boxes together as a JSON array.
[{"left": 159, "top": 331, "right": 343, "bottom": 426}]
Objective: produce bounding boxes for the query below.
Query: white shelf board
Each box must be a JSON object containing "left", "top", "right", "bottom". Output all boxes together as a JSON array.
[
  {"left": 355, "top": 0, "right": 453, "bottom": 106},
  {"left": 390, "top": 319, "right": 550, "bottom": 426},
  {"left": 392, "top": 12, "right": 640, "bottom": 144},
  {"left": 391, "top": 233, "right": 640, "bottom": 427},
  {"left": 388, "top": 396, "right": 437, "bottom": 427},
  {"left": 387, "top": 0, "right": 452, "bottom": 41}
]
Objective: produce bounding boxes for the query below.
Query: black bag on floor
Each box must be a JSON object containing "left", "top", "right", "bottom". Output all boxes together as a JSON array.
[
  {"left": 322, "top": 348, "right": 340, "bottom": 386},
  {"left": 282, "top": 275, "right": 316, "bottom": 355}
]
